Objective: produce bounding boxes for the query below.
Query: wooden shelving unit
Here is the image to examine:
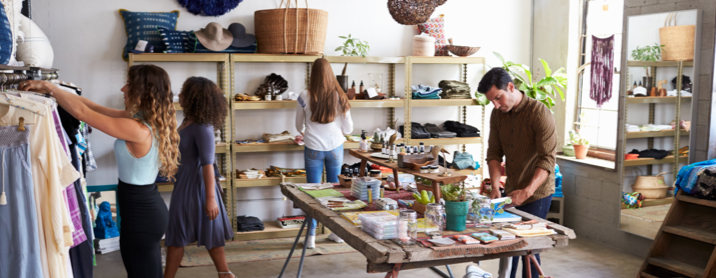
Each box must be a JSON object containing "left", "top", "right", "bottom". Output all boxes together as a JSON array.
[
  {"left": 626, "top": 130, "right": 690, "bottom": 139},
  {"left": 234, "top": 176, "right": 307, "bottom": 188},
  {"left": 623, "top": 155, "right": 689, "bottom": 167},
  {"left": 626, "top": 96, "right": 692, "bottom": 104}
]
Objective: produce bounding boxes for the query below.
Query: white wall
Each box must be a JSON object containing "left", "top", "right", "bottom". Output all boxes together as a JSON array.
[{"left": 31, "top": 0, "right": 533, "bottom": 221}]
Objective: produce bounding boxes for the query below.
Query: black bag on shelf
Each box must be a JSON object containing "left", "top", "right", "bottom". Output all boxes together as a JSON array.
[
  {"left": 236, "top": 215, "right": 265, "bottom": 232},
  {"left": 399, "top": 122, "right": 432, "bottom": 139},
  {"left": 424, "top": 123, "right": 457, "bottom": 138},
  {"left": 443, "top": 120, "right": 481, "bottom": 137}
]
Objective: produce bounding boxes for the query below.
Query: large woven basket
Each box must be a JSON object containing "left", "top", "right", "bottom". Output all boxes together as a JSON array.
[
  {"left": 659, "top": 13, "right": 695, "bottom": 61},
  {"left": 631, "top": 170, "right": 669, "bottom": 199},
  {"left": 254, "top": 0, "right": 328, "bottom": 54}
]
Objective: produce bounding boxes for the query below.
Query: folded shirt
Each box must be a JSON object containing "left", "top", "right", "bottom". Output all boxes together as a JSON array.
[{"left": 667, "top": 90, "right": 693, "bottom": 97}]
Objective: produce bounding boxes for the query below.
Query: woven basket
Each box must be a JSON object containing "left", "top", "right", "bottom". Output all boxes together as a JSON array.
[
  {"left": 631, "top": 169, "right": 669, "bottom": 199},
  {"left": 254, "top": 0, "right": 328, "bottom": 54},
  {"left": 659, "top": 13, "right": 695, "bottom": 61}
]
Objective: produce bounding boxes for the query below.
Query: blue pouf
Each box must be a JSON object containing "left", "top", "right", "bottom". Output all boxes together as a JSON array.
[{"left": 177, "top": 0, "right": 243, "bottom": 16}]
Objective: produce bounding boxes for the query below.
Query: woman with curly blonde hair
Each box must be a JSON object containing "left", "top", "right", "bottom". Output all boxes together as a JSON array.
[
  {"left": 164, "top": 77, "right": 234, "bottom": 278},
  {"left": 21, "top": 64, "right": 180, "bottom": 278}
]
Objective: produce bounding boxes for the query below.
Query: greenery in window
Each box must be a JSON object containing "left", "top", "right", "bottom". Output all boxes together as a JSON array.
[
  {"left": 478, "top": 52, "right": 568, "bottom": 112},
  {"left": 630, "top": 43, "right": 664, "bottom": 77}
]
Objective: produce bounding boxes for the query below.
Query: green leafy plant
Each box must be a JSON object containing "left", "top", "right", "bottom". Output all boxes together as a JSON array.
[
  {"left": 416, "top": 177, "right": 432, "bottom": 186},
  {"left": 479, "top": 52, "right": 568, "bottom": 112},
  {"left": 569, "top": 130, "right": 589, "bottom": 146},
  {"left": 630, "top": 43, "right": 665, "bottom": 77},
  {"left": 412, "top": 190, "right": 436, "bottom": 205},
  {"left": 440, "top": 183, "right": 467, "bottom": 202},
  {"left": 335, "top": 34, "right": 370, "bottom": 75}
]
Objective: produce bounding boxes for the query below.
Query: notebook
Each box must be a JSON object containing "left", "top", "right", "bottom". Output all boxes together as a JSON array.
[
  {"left": 492, "top": 211, "right": 522, "bottom": 223},
  {"left": 299, "top": 188, "right": 344, "bottom": 199}
]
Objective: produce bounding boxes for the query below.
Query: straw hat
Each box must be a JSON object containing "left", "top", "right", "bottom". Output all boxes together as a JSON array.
[{"left": 194, "top": 22, "right": 233, "bottom": 51}]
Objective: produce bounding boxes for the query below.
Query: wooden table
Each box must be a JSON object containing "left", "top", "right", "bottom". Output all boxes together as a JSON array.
[
  {"left": 279, "top": 183, "right": 576, "bottom": 278},
  {"left": 349, "top": 149, "right": 468, "bottom": 202}
]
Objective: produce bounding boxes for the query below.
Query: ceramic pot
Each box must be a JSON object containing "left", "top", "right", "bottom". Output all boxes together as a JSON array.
[
  {"left": 573, "top": 145, "right": 589, "bottom": 159},
  {"left": 444, "top": 200, "right": 469, "bottom": 232}
]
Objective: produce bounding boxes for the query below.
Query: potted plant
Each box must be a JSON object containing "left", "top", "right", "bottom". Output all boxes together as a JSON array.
[
  {"left": 569, "top": 130, "right": 590, "bottom": 159},
  {"left": 630, "top": 43, "right": 664, "bottom": 91},
  {"left": 483, "top": 52, "right": 568, "bottom": 112},
  {"left": 335, "top": 34, "right": 370, "bottom": 93},
  {"left": 441, "top": 183, "right": 469, "bottom": 232}
]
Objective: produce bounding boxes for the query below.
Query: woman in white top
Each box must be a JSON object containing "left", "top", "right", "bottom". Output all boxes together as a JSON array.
[{"left": 295, "top": 58, "right": 353, "bottom": 248}]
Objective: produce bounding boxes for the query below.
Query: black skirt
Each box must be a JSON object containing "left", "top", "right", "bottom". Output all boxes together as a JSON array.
[{"left": 117, "top": 180, "right": 169, "bottom": 278}]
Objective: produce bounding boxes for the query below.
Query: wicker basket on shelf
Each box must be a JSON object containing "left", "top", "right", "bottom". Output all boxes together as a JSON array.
[{"left": 254, "top": 0, "right": 328, "bottom": 54}]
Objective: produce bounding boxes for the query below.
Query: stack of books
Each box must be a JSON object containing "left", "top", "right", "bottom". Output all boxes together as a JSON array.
[
  {"left": 341, "top": 210, "right": 399, "bottom": 226},
  {"left": 490, "top": 229, "right": 516, "bottom": 240},
  {"left": 94, "top": 237, "right": 120, "bottom": 254},
  {"left": 276, "top": 215, "right": 305, "bottom": 229}
]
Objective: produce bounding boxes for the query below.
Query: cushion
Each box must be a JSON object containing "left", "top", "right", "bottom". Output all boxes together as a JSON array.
[
  {"left": 118, "top": 9, "right": 180, "bottom": 60},
  {"left": 0, "top": 3, "right": 12, "bottom": 64},
  {"left": 417, "top": 17, "right": 448, "bottom": 56},
  {"left": 17, "top": 15, "right": 53, "bottom": 67},
  {"left": 158, "top": 27, "right": 195, "bottom": 53}
]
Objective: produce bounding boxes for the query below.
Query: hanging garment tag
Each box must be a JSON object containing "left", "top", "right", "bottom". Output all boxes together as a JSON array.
[{"left": 0, "top": 191, "right": 6, "bottom": 205}]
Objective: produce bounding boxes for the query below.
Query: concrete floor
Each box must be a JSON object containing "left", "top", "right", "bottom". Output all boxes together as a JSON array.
[{"left": 93, "top": 238, "right": 643, "bottom": 277}]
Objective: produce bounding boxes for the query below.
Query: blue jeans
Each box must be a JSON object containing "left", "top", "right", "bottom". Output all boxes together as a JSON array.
[
  {"left": 510, "top": 195, "right": 552, "bottom": 278},
  {"left": 304, "top": 145, "right": 343, "bottom": 236}
]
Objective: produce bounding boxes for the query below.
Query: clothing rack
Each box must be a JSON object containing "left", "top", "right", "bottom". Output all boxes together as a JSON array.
[{"left": 0, "top": 65, "right": 60, "bottom": 88}]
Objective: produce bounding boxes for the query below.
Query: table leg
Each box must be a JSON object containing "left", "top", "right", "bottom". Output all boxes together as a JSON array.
[
  {"left": 278, "top": 217, "right": 308, "bottom": 278},
  {"left": 432, "top": 181, "right": 442, "bottom": 202},
  {"left": 392, "top": 168, "right": 401, "bottom": 191},
  {"left": 384, "top": 263, "right": 402, "bottom": 278},
  {"left": 296, "top": 216, "right": 312, "bottom": 278},
  {"left": 497, "top": 257, "right": 512, "bottom": 278},
  {"left": 529, "top": 252, "right": 545, "bottom": 276},
  {"left": 359, "top": 159, "right": 367, "bottom": 177},
  {"left": 525, "top": 253, "right": 532, "bottom": 278}
]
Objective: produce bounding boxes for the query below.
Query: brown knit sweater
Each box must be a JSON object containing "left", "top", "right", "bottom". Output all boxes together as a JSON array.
[{"left": 486, "top": 93, "right": 557, "bottom": 205}]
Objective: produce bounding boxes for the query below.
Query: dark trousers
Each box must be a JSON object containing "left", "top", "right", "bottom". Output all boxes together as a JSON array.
[
  {"left": 510, "top": 195, "right": 552, "bottom": 278},
  {"left": 118, "top": 180, "right": 169, "bottom": 278}
]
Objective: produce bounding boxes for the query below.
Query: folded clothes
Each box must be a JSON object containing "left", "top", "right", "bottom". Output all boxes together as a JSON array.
[
  {"left": 625, "top": 124, "right": 640, "bottom": 132},
  {"left": 411, "top": 84, "right": 442, "bottom": 99},
  {"left": 444, "top": 120, "right": 481, "bottom": 137},
  {"left": 236, "top": 216, "right": 265, "bottom": 232},
  {"left": 263, "top": 131, "right": 295, "bottom": 143},
  {"left": 667, "top": 90, "right": 693, "bottom": 97},
  {"left": 629, "top": 148, "right": 669, "bottom": 159}
]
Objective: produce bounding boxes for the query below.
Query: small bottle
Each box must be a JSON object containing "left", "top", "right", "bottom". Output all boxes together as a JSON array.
[
  {"left": 380, "top": 185, "right": 385, "bottom": 198},
  {"left": 359, "top": 81, "right": 365, "bottom": 93},
  {"left": 428, "top": 145, "right": 434, "bottom": 154},
  {"left": 382, "top": 141, "right": 387, "bottom": 154},
  {"left": 351, "top": 81, "right": 356, "bottom": 90},
  {"left": 419, "top": 142, "right": 425, "bottom": 154},
  {"left": 348, "top": 168, "right": 353, "bottom": 178},
  {"left": 367, "top": 185, "right": 373, "bottom": 204}
]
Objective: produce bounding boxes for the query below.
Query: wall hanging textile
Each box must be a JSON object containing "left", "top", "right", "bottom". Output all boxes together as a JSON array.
[
  {"left": 388, "top": 0, "right": 447, "bottom": 25},
  {"left": 254, "top": 0, "right": 328, "bottom": 54},
  {"left": 418, "top": 17, "right": 448, "bottom": 56},
  {"left": 589, "top": 35, "right": 614, "bottom": 107},
  {"left": 659, "top": 12, "right": 695, "bottom": 61},
  {"left": 177, "top": 0, "right": 243, "bottom": 17}
]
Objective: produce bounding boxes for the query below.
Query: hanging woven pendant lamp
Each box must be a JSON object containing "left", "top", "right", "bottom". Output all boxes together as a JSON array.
[{"left": 387, "top": 0, "right": 447, "bottom": 25}]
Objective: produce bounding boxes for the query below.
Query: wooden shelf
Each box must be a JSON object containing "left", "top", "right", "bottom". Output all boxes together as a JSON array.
[
  {"left": 409, "top": 137, "right": 482, "bottom": 146},
  {"left": 646, "top": 257, "right": 703, "bottom": 278},
  {"left": 623, "top": 155, "right": 688, "bottom": 167},
  {"left": 234, "top": 221, "right": 323, "bottom": 241},
  {"left": 349, "top": 99, "right": 404, "bottom": 108},
  {"left": 411, "top": 99, "right": 480, "bottom": 107},
  {"left": 233, "top": 143, "right": 303, "bottom": 153},
  {"left": 130, "top": 53, "right": 227, "bottom": 62},
  {"left": 410, "top": 56, "right": 486, "bottom": 64},
  {"left": 676, "top": 194, "right": 716, "bottom": 209},
  {"left": 233, "top": 100, "right": 296, "bottom": 110},
  {"left": 157, "top": 180, "right": 228, "bottom": 192},
  {"left": 662, "top": 225, "right": 716, "bottom": 244},
  {"left": 626, "top": 61, "right": 694, "bottom": 67},
  {"left": 215, "top": 143, "right": 229, "bottom": 153},
  {"left": 325, "top": 56, "right": 405, "bottom": 64},
  {"left": 231, "top": 53, "right": 321, "bottom": 63},
  {"left": 626, "top": 130, "right": 690, "bottom": 139},
  {"left": 173, "top": 103, "right": 182, "bottom": 110},
  {"left": 626, "top": 96, "right": 692, "bottom": 104},
  {"left": 234, "top": 176, "right": 306, "bottom": 188}
]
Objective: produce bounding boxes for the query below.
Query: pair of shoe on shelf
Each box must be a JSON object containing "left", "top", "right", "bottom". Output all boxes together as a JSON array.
[{"left": 399, "top": 122, "right": 481, "bottom": 139}]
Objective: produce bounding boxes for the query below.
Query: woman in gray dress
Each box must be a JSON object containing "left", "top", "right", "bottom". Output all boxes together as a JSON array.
[{"left": 164, "top": 77, "right": 234, "bottom": 278}]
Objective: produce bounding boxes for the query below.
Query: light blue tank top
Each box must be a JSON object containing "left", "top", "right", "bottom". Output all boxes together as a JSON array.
[{"left": 114, "top": 121, "right": 160, "bottom": 185}]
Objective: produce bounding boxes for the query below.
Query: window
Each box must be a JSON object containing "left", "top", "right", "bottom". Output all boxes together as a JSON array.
[{"left": 575, "top": 0, "right": 624, "bottom": 150}]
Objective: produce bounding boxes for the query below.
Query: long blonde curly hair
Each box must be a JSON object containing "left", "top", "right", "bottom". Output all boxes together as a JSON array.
[{"left": 125, "top": 65, "right": 180, "bottom": 180}]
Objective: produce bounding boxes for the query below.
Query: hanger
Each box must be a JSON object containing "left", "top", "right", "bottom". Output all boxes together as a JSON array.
[
  {"left": 17, "top": 117, "right": 25, "bottom": 131},
  {"left": 0, "top": 92, "right": 46, "bottom": 116}
]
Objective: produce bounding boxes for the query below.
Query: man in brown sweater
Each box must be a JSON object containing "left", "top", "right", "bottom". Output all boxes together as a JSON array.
[{"left": 477, "top": 67, "right": 557, "bottom": 278}]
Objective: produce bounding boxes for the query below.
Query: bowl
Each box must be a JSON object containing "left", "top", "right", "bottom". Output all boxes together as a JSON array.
[{"left": 447, "top": 45, "right": 480, "bottom": 57}]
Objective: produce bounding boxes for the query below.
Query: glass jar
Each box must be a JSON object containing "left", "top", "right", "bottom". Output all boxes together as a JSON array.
[
  {"left": 477, "top": 198, "right": 495, "bottom": 224},
  {"left": 397, "top": 210, "right": 417, "bottom": 245},
  {"left": 425, "top": 203, "right": 445, "bottom": 237},
  {"left": 429, "top": 165, "right": 440, "bottom": 173},
  {"left": 420, "top": 166, "right": 429, "bottom": 173}
]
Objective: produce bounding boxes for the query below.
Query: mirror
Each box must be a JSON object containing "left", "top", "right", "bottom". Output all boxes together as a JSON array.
[{"left": 619, "top": 9, "right": 702, "bottom": 239}]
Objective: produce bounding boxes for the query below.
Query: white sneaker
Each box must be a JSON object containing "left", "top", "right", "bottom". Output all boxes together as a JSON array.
[
  {"left": 327, "top": 233, "right": 345, "bottom": 243},
  {"left": 306, "top": 235, "right": 316, "bottom": 249}
]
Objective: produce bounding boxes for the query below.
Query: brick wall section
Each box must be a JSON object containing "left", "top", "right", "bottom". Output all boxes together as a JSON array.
[{"left": 559, "top": 0, "right": 715, "bottom": 258}]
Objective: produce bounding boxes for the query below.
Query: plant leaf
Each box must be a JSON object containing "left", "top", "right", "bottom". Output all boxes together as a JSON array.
[
  {"left": 339, "top": 36, "right": 347, "bottom": 39},
  {"left": 335, "top": 47, "right": 343, "bottom": 51},
  {"left": 535, "top": 77, "right": 559, "bottom": 88},
  {"left": 554, "top": 85, "right": 565, "bottom": 101},
  {"left": 475, "top": 92, "right": 490, "bottom": 105},
  {"left": 493, "top": 51, "right": 506, "bottom": 65},
  {"left": 540, "top": 58, "right": 552, "bottom": 77}
]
